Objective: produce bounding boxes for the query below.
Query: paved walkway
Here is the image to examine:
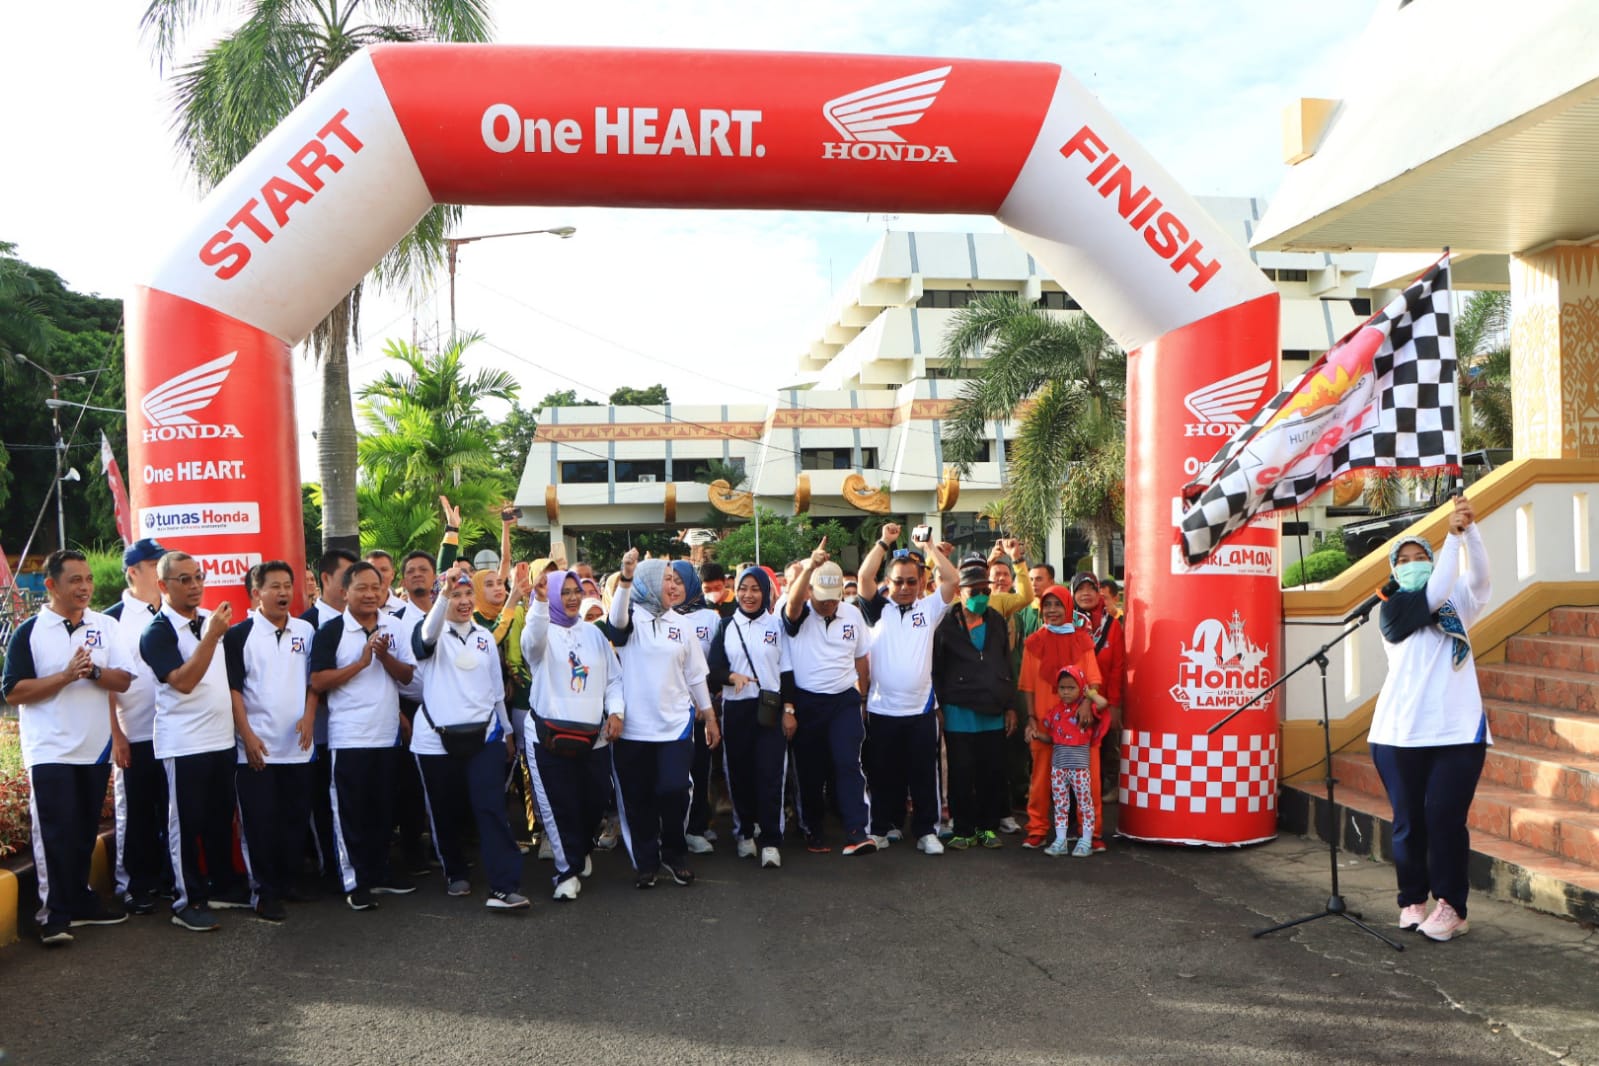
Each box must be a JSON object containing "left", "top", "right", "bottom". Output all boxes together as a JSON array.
[{"left": 0, "top": 829, "right": 1593, "bottom": 1065}]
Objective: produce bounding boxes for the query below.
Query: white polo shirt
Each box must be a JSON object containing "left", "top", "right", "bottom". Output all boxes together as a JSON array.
[
  {"left": 1, "top": 606, "right": 122, "bottom": 768},
  {"left": 107, "top": 592, "right": 162, "bottom": 743},
  {"left": 521, "top": 601, "right": 625, "bottom": 734},
  {"left": 223, "top": 610, "right": 315, "bottom": 765},
  {"left": 715, "top": 610, "right": 790, "bottom": 702},
  {"left": 409, "top": 600, "right": 509, "bottom": 757},
  {"left": 140, "top": 603, "right": 236, "bottom": 760},
  {"left": 613, "top": 605, "right": 712, "bottom": 742},
  {"left": 309, "top": 609, "right": 413, "bottom": 750},
  {"left": 784, "top": 600, "right": 872, "bottom": 696},
  {"left": 866, "top": 590, "right": 953, "bottom": 717}
]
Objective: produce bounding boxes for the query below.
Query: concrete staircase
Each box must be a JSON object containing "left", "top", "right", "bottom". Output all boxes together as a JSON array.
[{"left": 1280, "top": 606, "right": 1599, "bottom": 925}]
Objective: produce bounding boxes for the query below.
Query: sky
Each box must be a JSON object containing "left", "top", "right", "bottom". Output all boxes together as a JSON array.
[{"left": 0, "top": 1, "right": 1377, "bottom": 476}]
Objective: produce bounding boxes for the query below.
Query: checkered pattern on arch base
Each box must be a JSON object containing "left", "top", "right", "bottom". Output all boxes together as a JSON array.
[{"left": 1119, "top": 730, "right": 1278, "bottom": 815}]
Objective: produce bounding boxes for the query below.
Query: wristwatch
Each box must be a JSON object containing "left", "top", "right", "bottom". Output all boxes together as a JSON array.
[{"left": 89, "top": 665, "right": 102, "bottom": 682}]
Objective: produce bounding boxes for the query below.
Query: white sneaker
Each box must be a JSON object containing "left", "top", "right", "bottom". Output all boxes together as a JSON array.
[
  {"left": 998, "top": 816, "right": 1022, "bottom": 835},
  {"left": 594, "top": 818, "right": 619, "bottom": 851},
  {"left": 685, "top": 834, "right": 714, "bottom": 855},
  {"left": 736, "top": 837, "right": 757, "bottom": 859},
  {"left": 869, "top": 834, "right": 891, "bottom": 850},
  {"left": 1398, "top": 902, "right": 1429, "bottom": 930},
  {"left": 580, "top": 854, "right": 593, "bottom": 879},
  {"left": 703, "top": 828, "right": 719, "bottom": 843},
  {"left": 916, "top": 834, "right": 945, "bottom": 855},
  {"left": 885, "top": 828, "right": 904, "bottom": 843},
  {"left": 760, "top": 847, "right": 782, "bottom": 868},
  {"left": 1417, "top": 900, "right": 1469, "bottom": 941},
  {"left": 538, "top": 837, "right": 553, "bottom": 861},
  {"left": 553, "top": 877, "right": 580, "bottom": 902}
]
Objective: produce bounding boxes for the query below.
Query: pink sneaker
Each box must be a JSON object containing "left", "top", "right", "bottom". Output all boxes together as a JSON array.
[
  {"left": 1417, "top": 900, "right": 1469, "bottom": 941},
  {"left": 1398, "top": 903, "right": 1429, "bottom": 931}
]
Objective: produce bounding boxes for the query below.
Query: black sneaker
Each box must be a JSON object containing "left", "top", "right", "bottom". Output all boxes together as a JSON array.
[
  {"left": 485, "top": 891, "right": 530, "bottom": 911},
  {"left": 346, "top": 888, "right": 378, "bottom": 911},
  {"left": 634, "top": 871, "right": 657, "bottom": 890},
  {"left": 804, "top": 836, "right": 832, "bottom": 854},
  {"left": 40, "top": 921, "right": 73, "bottom": 945},
  {"left": 659, "top": 858, "right": 695, "bottom": 886},
  {"left": 209, "top": 885, "right": 253, "bottom": 910},
  {"left": 372, "top": 876, "right": 417, "bottom": 895},
  {"left": 254, "top": 896, "right": 288, "bottom": 922},
  {"left": 125, "top": 891, "right": 158, "bottom": 916},
  {"left": 70, "top": 903, "right": 129, "bottom": 927},
  {"left": 171, "top": 905, "right": 219, "bottom": 932},
  {"left": 840, "top": 837, "right": 878, "bottom": 857}
]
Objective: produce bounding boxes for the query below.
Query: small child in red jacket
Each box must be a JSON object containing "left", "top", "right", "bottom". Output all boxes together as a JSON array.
[{"left": 1040, "top": 666, "right": 1109, "bottom": 857}]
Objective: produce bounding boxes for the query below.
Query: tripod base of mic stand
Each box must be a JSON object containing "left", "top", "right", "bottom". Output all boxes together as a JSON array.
[{"left": 1253, "top": 894, "right": 1405, "bottom": 951}]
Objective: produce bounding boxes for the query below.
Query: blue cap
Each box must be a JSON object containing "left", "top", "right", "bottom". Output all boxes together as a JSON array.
[{"left": 123, "top": 538, "right": 168, "bottom": 568}]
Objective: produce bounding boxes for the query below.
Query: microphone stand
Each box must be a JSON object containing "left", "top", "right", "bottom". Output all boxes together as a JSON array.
[{"left": 1207, "top": 599, "right": 1404, "bottom": 952}]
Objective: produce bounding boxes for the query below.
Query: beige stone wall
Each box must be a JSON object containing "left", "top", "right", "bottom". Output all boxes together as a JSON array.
[{"left": 1511, "top": 247, "right": 1599, "bottom": 458}]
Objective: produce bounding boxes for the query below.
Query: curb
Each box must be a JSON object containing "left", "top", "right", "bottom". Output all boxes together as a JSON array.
[
  {"left": 1278, "top": 785, "right": 1599, "bottom": 926},
  {"left": 0, "top": 829, "right": 116, "bottom": 948}
]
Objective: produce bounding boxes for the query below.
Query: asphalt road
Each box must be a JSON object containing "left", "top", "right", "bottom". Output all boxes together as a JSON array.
[{"left": 0, "top": 829, "right": 1592, "bottom": 1066}]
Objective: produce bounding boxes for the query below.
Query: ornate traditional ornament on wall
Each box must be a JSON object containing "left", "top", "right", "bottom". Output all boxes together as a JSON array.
[
  {"left": 936, "top": 466, "right": 961, "bottom": 511},
  {"left": 841, "top": 472, "right": 891, "bottom": 514},
  {"left": 794, "top": 474, "right": 811, "bottom": 516},
  {"left": 706, "top": 479, "right": 754, "bottom": 518}
]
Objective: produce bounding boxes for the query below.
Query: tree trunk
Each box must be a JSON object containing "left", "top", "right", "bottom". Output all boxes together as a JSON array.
[{"left": 318, "top": 297, "right": 360, "bottom": 554}]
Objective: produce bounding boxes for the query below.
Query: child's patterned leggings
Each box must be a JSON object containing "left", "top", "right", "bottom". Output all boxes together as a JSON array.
[{"left": 1050, "top": 766, "right": 1096, "bottom": 841}]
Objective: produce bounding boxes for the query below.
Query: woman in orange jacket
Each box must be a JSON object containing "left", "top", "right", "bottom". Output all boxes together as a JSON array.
[{"left": 1018, "top": 585, "right": 1102, "bottom": 848}]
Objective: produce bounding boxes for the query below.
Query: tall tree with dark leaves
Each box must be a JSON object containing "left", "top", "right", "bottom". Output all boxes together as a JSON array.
[{"left": 141, "top": 1, "right": 494, "bottom": 552}]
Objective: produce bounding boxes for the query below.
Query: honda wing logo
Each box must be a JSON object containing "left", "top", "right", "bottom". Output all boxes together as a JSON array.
[
  {"left": 140, "top": 352, "right": 244, "bottom": 443},
  {"left": 821, "top": 66, "right": 957, "bottom": 164},
  {"left": 1183, "top": 361, "right": 1272, "bottom": 437}
]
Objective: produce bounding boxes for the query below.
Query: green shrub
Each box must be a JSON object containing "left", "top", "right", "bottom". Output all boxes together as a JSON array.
[
  {"left": 1282, "top": 548, "right": 1352, "bottom": 588},
  {"left": 82, "top": 546, "right": 125, "bottom": 611},
  {"left": 0, "top": 718, "right": 27, "bottom": 858}
]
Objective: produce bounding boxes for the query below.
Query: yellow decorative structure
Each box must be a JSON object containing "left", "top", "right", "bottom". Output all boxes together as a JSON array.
[
  {"left": 664, "top": 483, "right": 677, "bottom": 524},
  {"left": 936, "top": 466, "right": 961, "bottom": 512},
  {"left": 841, "top": 473, "right": 890, "bottom": 514},
  {"left": 544, "top": 485, "right": 560, "bottom": 525},
  {"left": 706, "top": 480, "right": 754, "bottom": 518},
  {"left": 1511, "top": 246, "right": 1599, "bottom": 459},
  {"left": 1330, "top": 471, "right": 1364, "bottom": 507},
  {"left": 794, "top": 474, "right": 811, "bottom": 515}
]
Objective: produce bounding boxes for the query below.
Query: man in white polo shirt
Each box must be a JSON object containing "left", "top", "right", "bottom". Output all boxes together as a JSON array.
[
  {"left": 854, "top": 524, "right": 958, "bottom": 856},
  {"left": 2, "top": 550, "right": 135, "bottom": 945},
  {"left": 300, "top": 547, "right": 358, "bottom": 884},
  {"left": 139, "top": 551, "right": 251, "bottom": 932},
  {"left": 224, "top": 561, "right": 317, "bottom": 922},
  {"left": 309, "top": 560, "right": 417, "bottom": 911},
  {"left": 105, "top": 537, "right": 173, "bottom": 914},
  {"left": 782, "top": 538, "right": 875, "bottom": 856}
]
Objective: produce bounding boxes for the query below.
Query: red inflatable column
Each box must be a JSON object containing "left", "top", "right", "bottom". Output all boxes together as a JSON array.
[
  {"left": 125, "top": 287, "right": 304, "bottom": 614},
  {"left": 1121, "top": 294, "right": 1281, "bottom": 845}
]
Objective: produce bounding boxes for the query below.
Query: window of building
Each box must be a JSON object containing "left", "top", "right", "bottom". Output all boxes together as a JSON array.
[
  {"left": 614, "top": 459, "right": 667, "bottom": 483},
  {"left": 1281, "top": 349, "right": 1313, "bottom": 361},
  {"left": 916, "top": 288, "right": 1010, "bottom": 309},
  {"left": 560, "top": 460, "right": 609, "bottom": 484},
  {"left": 1037, "top": 291, "right": 1080, "bottom": 310},
  {"left": 1261, "top": 268, "right": 1310, "bottom": 283},
  {"left": 674, "top": 457, "right": 746, "bottom": 483},
  {"left": 944, "top": 439, "right": 993, "bottom": 463},
  {"left": 800, "top": 447, "right": 879, "bottom": 471}
]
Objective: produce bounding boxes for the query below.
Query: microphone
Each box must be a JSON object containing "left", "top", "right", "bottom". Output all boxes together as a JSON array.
[{"left": 1344, "top": 593, "right": 1382, "bottom": 624}]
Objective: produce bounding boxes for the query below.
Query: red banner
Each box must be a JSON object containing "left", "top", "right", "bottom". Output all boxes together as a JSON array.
[{"left": 100, "top": 431, "right": 133, "bottom": 547}]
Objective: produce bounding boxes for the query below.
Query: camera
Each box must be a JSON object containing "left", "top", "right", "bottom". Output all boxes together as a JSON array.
[{"left": 912, "top": 524, "right": 932, "bottom": 544}]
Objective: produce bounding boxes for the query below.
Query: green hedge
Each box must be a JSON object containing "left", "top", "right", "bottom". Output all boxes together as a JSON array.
[{"left": 1282, "top": 548, "right": 1351, "bottom": 588}]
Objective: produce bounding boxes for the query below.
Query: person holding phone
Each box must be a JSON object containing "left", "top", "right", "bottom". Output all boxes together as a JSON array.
[
  {"left": 1369, "top": 495, "right": 1491, "bottom": 942},
  {"left": 856, "top": 523, "right": 959, "bottom": 855}
]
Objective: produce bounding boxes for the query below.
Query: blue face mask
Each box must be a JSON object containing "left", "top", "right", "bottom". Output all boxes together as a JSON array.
[
  {"left": 1045, "top": 623, "right": 1075, "bottom": 635},
  {"left": 965, "top": 594, "right": 990, "bottom": 614},
  {"left": 1393, "top": 560, "right": 1433, "bottom": 591}
]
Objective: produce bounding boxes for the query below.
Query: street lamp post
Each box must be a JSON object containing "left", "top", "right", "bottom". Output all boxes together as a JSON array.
[
  {"left": 443, "top": 225, "right": 576, "bottom": 336},
  {"left": 13, "top": 353, "right": 87, "bottom": 551}
]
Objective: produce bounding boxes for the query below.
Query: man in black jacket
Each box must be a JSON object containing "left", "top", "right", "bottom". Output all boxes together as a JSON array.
[{"left": 930, "top": 555, "right": 1017, "bottom": 849}]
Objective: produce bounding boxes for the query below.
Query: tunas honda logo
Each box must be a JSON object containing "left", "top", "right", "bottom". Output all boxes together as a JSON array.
[
  {"left": 1183, "top": 361, "right": 1271, "bottom": 437},
  {"left": 140, "top": 352, "right": 244, "bottom": 443},
  {"left": 821, "top": 66, "right": 957, "bottom": 163}
]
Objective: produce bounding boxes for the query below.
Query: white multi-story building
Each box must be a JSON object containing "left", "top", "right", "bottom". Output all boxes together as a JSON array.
[{"left": 515, "top": 198, "right": 1377, "bottom": 571}]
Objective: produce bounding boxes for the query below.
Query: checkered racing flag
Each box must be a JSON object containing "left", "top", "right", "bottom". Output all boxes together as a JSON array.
[{"left": 1179, "top": 257, "right": 1458, "bottom": 565}]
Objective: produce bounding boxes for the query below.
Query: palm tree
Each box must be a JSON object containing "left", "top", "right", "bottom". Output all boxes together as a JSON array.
[
  {"left": 940, "top": 294, "right": 1126, "bottom": 559},
  {"left": 356, "top": 332, "right": 516, "bottom": 552},
  {"left": 1454, "top": 290, "right": 1513, "bottom": 451},
  {"left": 141, "top": 1, "right": 493, "bottom": 552},
  {"left": 0, "top": 240, "right": 51, "bottom": 365}
]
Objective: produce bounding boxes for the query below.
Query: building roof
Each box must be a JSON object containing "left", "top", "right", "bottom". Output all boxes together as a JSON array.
[{"left": 1252, "top": 0, "right": 1599, "bottom": 256}]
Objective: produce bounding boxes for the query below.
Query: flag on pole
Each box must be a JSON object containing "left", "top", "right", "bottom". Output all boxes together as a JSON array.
[
  {"left": 100, "top": 430, "right": 134, "bottom": 548},
  {"left": 1179, "top": 257, "right": 1458, "bottom": 565}
]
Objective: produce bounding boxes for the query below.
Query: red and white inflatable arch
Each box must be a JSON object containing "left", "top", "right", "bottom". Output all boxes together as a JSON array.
[{"left": 126, "top": 45, "right": 1281, "bottom": 845}]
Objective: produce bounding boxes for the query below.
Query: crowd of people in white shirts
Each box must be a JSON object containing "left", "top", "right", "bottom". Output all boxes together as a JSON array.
[{"left": 2, "top": 509, "right": 1128, "bottom": 945}]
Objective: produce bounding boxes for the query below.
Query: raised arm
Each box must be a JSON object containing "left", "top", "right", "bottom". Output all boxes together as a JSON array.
[
  {"left": 857, "top": 523, "right": 900, "bottom": 597},
  {"left": 609, "top": 547, "right": 638, "bottom": 631},
  {"left": 922, "top": 535, "right": 959, "bottom": 603},
  {"left": 785, "top": 538, "right": 828, "bottom": 623}
]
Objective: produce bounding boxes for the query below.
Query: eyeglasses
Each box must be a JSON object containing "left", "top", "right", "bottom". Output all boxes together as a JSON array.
[
  {"left": 169, "top": 572, "right": 206, "bottom": 586},
  {"left": 888, "top": 577, "right": 920, "bottom": 587}
]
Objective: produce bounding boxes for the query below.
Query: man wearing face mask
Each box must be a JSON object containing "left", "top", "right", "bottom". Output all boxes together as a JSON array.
[
  {"left": 783, "top": 538, "right": 876, "bottom": 856},
  {"left": 931, "top": 555, "right": 1022, "bottom": 850},
  {"left": 1369, "top": 495, "right": 1491, "bottom": 942}
]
